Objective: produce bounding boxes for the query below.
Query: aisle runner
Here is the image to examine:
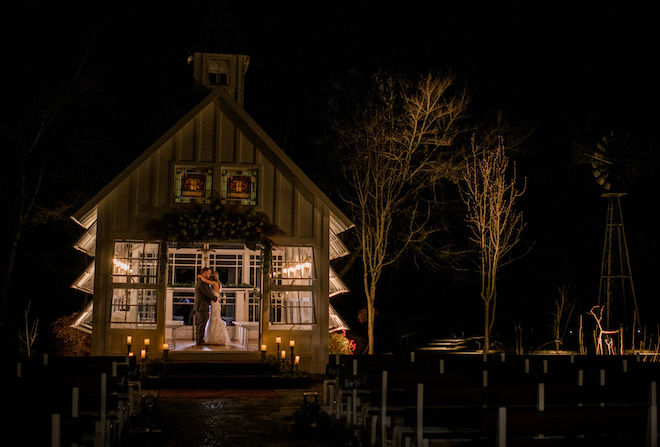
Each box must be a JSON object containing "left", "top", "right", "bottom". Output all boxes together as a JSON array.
[{"left": 158, "top": 388, "right": 281, "bottom": 398}]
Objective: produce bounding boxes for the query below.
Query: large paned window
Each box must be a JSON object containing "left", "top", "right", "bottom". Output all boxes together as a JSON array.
[
  {"left": 111, "top": 241, "right": 160, "bottom": 329},
  {"left": 269, "top": 246, "right": 316, "bottom": 329}
]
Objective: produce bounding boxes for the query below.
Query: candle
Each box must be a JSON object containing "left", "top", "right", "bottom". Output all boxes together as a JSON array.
[
  {"left": 294, "top": 355, "right": 300, "bottom": 365},
  {"left": 140, "top": 349, "right": 146, "bottom": 360},
  {"left": 261, "top": 344, "right": 267, "bottom": 352},
  {"left": 275, "top": 337, "right": 282, "bottom": 344},
  {"left": 144, "top": 338, "right": 150, "bottom": 346},
  {"left": 162, "top": 343, "right": 169, "bottom": 351},
  {"left": 281, "top": 350, "right": 286, "bottom": 359},
  {"left": 289, "top": 340, "right": 295, "bottom": 347},
  {"left": 126, "top": 336, "right": 132, "bottom": 345},
  {"left": 128, "top": 352, "right": 134, "bottom": 357}
]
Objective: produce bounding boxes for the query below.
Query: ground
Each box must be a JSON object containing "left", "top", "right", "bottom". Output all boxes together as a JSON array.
[{"left": 125, "top": 382, "right": 355, "bottom": 446}]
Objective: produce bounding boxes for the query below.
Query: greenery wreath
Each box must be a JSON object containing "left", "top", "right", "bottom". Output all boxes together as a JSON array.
[{"left": 148, "top": 200, "right": 283, "bottom": 276}]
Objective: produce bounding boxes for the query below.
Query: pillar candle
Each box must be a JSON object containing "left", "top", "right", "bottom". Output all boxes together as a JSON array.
[
  {"left": 289, "top": 340, "right": 295, "bottom": 347},
  {"left": 275, "top": 337, "right": 282, "bottom": 344},
  {"left": 126, "top": 336, "right": 132, "bottom": 345},
  {"left": 294, "top": 355, "right": 300, "bottom": 365},
  {"left": 261, "top": 344, "right": 267, "bottom": 352},
  {"left": 162, "top": 343, "right": 169, "bottom": 351},
  {"left": 144, "top": 338, "right": 150, "bottom": 346},
  {"left": 140, "top": 349, "right": 146, "bottom": 360}
]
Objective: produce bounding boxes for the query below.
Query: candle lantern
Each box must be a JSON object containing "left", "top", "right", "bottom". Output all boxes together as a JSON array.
[
  {"left": 275, "top": 337, "right": 281, "bottom": 356},
  {"left": 260, "top": 344, "right": 267, "bottom": 361},
  {"left": 144, "top": 338, "right": 150, "bottom": 359},
  {"left": 294, "top": 355, "right": 300, "bottom": 372},
  {"left": 140, "top": 349, "right": 146, "bottom": 360},
  {"left": 289, "top": 340, "right": 295, "bottom": 371},
  {"left": 162, "top": 343, "right": 169, "bottom": 359},
  {"left": 126, "top": 336, "right": 132, "bottom": 355}
]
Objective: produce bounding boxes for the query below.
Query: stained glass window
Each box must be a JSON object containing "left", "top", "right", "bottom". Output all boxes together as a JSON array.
[
  {"left": 220, "top": 168, "right": 257, "bottom": 205},
  {"left": 174, "top": 167, "right": 213, "bottom": 204}
]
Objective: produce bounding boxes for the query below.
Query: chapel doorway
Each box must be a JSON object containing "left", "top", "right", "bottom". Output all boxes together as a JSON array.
[{"left": 164, "top": 242, "right": 262, "bottom": 352}]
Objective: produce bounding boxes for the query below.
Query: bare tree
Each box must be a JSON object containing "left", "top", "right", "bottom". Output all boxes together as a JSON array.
[
  {"left": 338, "top": 73, "right": 469, "bottom": 354},
  {"left": 460, "top": 137, "right": 526, "bottom": 352}
]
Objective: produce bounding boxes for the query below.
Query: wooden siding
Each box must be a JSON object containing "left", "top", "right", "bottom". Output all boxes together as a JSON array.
[{"left": 103, "top": 100, "right": 321, "bottom": 239}]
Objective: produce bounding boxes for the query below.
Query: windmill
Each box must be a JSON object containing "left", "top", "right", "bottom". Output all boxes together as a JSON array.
[{"left": 581, "top": 130, "right": 641, "bottom": 348}]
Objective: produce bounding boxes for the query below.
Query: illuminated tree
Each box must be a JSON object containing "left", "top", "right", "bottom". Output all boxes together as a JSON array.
[
  {"left": 336, "top": 73, "right": 469, "bottom": 354},
  {"left": 460, "top": 137, "right": 526, "bottom": 352}
]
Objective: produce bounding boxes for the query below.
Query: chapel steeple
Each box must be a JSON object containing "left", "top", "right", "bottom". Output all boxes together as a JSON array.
[{"left": 191, "top": 52, "right": 250, "bottom": 107}]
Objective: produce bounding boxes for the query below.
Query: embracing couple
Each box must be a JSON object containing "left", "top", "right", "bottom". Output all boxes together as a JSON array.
[{"left": 194, "top": 267, "right": 230, "bottom": 346}]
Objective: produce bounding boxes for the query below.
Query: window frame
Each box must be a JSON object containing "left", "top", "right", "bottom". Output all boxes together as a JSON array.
[
  {"left": 268, "top": 245, "right": 317, "bottom": 330},
  {"left": 110, "top": 240, "right": 161, "bottom": 329},
  {"left": 173, "top": 164, "right": 214, "bottom": 205}
]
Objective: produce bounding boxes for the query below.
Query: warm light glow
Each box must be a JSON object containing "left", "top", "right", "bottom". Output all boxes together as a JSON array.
[
  {"left": 128, "top": 352, "right": 134, "bottom": 357},
  {"left": 144, "top": 338, "right": 150, "bottom": 346},
  {"left": 261, "top": 344, "right": 267, "bottom": 352},
  {"left": 295, "top": 355, "right": 300, "bottom": 365},
  {"left": 126, "top": 336, "right": 132, "bottom": 345},
  {"left": 113, "top": 258, "right": 133, "bottom": 273},
  {"left": 162, "top": 343, "right": 169, "bottom": 351},
  {"left": 140, "top": 349, "right": 146, "bottom": 359},
  {"left": 289, "top": 340, "right": 295, "bottom": 347},
  {"left": 275, "top": 337, "right": 281, "bottom": 344},
  {"left": 281, "top": 350, "right": 286, "bottom": 359}
]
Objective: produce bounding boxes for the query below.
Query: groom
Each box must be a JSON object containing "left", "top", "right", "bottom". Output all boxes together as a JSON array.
[{"left": 194, "top": 267, "right": 218, "bottom": 345}]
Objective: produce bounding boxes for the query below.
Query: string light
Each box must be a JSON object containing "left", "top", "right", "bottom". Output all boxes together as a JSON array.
[{"left": 113, "top": 258, "right": 133, "bottom": 273}]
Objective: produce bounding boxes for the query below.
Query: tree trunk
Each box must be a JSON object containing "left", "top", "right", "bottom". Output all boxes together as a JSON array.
[
  {"left": 484, "top": 300, "right": 490, "bottom": 353},
  {"left": 368, "top": 300, "right": 375, "bottom": 354}
]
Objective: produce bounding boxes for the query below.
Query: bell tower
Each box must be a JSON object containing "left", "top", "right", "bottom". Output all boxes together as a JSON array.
[{"left": 191, "top": 52, "right": 250, "bottom": 107}]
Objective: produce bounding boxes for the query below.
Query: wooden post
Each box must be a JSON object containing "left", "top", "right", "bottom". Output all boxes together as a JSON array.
[
  {"left": 416, "top": 383, "right": 423, "bottom": 447},
  {"left": 381, "top": 370, "right": 388, "bottom": 447},
  {"left": 51, "top": 413, "right": 60, "bottom": 447},
  {"left": 600, "top": 369, "right": 606, "bottom": 386},
  {"left": 439, "top": 359, "right": 445, "bottom": 374},
  {"left": 578, "top": 369, "right": 584, "bottom": 387},
  {"left": 543, "top": 359, "right": 548, "bottom": 374},
  {"left": 524, "top": 358, "right": 529, "bottom": 374},
  {"left": 72, "top": 387, "right": 79, "bottom": 418},
  {"left": 497, "top": 407, "right": 507, "bottom": 447},
  {"left": 100, "top": 373, "right": 107, "bottom": 445},
  {"left": 537, "top": 383, "right": 545, "bottom": 412},
  {"left": 623, "top": 359, "right": 628, "bottom": 373},
  {"left": 649, "top": 382, "right": 657, "bottom": 447}
]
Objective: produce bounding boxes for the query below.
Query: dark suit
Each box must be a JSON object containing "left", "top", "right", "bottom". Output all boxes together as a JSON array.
[{"left": 194, "top": 279, "right": 218, "bottom": 344}]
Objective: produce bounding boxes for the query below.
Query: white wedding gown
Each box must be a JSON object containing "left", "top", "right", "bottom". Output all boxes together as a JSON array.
[{"left": 204, "top": 290, "right": 231, "bottom": 345}]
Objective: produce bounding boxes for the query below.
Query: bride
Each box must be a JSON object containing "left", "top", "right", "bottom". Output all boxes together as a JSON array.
[{"left": 197, "top": 271, "right": 231, "bottom": 346}]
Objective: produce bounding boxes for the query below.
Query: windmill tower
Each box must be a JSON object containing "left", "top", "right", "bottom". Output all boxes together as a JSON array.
[{"left": 586, "top": 131, "right": 641, "bottom": 342}]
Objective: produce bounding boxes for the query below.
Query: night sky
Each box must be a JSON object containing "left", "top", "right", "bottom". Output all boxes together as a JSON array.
[{"left": 4, "top": 3, "right": 660, "bottom": 352}]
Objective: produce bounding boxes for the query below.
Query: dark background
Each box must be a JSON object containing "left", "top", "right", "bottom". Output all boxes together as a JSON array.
[{"left": 3, "top": 2, "right": 659, "bottom": 353}]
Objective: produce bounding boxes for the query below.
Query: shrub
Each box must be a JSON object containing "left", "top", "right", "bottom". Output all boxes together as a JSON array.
[{"left": 50, "top": 313, "right": 91, "bottom": 356}]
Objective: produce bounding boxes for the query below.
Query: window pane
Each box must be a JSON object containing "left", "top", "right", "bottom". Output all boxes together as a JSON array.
[
  {"left": 110, "top": 288, "right": 157, "bottom": 329},
  {"left": 270, "top": 291, "right": 315, "bottom": 325},
  {"left": 174, "top": 167, "right": 213, "bottom": 204},
  {"left": 113, "top": 241, "right": 160, "bottom": 284},
  {"left": 272, "top": 246, "right": 314, "bottom": 285},
  {"left": 172, "top": 290, "right": 195, "bottom": 325}
]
